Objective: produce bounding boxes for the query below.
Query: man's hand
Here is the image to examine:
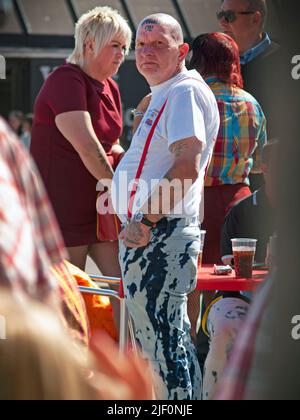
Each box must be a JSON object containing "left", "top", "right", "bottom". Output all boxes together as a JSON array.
[{"left": 119, "top": 221, "right": 151, "bottom": 248}]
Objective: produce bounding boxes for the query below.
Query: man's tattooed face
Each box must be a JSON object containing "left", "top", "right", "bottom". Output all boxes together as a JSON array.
[{"left": 141, "top": 18, "right": 159, "bottom": 32}]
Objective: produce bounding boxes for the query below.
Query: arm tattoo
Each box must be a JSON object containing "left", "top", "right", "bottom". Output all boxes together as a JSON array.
[
  {"left": 96, "top": 147, "right": 113, "bottom": 175},
  {"left": 170, "top": 141, "right": 188, "bottom": 158},
  {"left": 126, "top": 238, "right": 139, "bottom": 246},
  {"left": 141, "top": 18, "right": 158, "bottom": 32},
  {"left": 143, "top": 169, "right": 180, "bottom": 216},
  {"left": 142, "top": 139, "right": 199, "bottom": 217}
]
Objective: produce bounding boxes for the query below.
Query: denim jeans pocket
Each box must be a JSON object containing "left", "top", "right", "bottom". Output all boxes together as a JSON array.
[{"left": 162, "top": 225, "right": 201, "bottom": 255}]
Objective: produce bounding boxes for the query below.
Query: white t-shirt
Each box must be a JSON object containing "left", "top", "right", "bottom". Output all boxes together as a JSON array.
[{"left": 112, "top": 69, "right": 220, "bottom": 223}]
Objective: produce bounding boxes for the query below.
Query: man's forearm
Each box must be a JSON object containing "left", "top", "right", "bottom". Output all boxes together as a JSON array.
[{"left": 140, "top": 162, "right": 198, "bottom": 222}]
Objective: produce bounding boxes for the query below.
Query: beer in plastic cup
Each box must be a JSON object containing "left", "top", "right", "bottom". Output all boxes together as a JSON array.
[{"left": 231, "top": 238, "right": 257, "bottom": 278}]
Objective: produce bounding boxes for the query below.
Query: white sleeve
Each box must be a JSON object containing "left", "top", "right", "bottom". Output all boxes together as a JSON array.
[{"left": 165, "top": 86, "right": 207, "bottom": 149}]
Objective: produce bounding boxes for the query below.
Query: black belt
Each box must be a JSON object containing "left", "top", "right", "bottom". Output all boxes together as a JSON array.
[{"left": 155, "top": 217, "right": 200, "bottom": 230}]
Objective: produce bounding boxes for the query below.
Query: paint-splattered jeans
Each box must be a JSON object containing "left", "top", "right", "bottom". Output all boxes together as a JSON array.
[{"left": 119, "top": 217, "right": 202, "bottom": 400}]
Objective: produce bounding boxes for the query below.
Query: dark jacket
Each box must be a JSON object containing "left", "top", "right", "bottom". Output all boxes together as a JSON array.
[
  {"left": 221, "top": 187, "right": 275, "bottom": 263},
  {"left": 241, "top": 41, "right": 281, "bottom": 139}
]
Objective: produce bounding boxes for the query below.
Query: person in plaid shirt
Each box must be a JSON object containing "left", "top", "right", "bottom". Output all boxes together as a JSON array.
[
  {"left": 188, "top": 32, "right": 266, "bottom": 381},
  {"left": 0, "top": 116, "right": 89, "bottom": 346},
  {"left": 189, "top": 32, "right": 267, "bottom": 265}
]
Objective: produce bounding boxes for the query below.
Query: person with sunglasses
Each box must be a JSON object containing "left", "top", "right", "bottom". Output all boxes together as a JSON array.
[
  {"left": 217, "top": 0, "right": 280, "bottom": 190},
  {"left": 217, "top": 0, "right": 269, "bottom": 57}
]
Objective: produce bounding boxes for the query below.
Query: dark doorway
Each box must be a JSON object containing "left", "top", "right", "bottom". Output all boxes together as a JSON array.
[{"left": 0, "top": 58, "right": 30, "bottom": 118}]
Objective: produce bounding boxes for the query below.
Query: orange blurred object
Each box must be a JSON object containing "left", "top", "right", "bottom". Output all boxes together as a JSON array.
[{"left": 65, "top": 261, "right": 118, "bottom": 342}]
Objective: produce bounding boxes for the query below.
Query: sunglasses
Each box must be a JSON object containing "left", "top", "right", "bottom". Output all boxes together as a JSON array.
[{"left": 216, "top": 10, "right": 255, "bottom": 23}]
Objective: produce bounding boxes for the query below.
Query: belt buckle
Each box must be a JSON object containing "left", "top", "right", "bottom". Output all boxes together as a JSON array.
[{"left": 122, "top": 219, "right": 130, "bottom": 229}]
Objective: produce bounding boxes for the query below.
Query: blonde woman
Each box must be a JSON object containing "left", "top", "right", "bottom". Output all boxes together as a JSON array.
[{"left": 31, "top": 7, "right": 132, "bottom": 279}]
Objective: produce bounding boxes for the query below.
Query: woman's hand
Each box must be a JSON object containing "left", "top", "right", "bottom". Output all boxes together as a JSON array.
[
  {"left": 132, "top": 93, "right": 152, "bottom": 134},
  {"left": 137, "top": 93, "right": 152, "bottom": 114},
  {"left": 111, "top": 143, "right": 125, "bottom": 156},
  {"left": 111, "top": 142, "right": 125, "bottom": 169}
]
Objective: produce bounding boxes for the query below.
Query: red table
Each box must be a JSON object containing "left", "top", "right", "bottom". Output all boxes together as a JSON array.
[{"left": 196, "top": 265, "right": 268, "bottom": 292}]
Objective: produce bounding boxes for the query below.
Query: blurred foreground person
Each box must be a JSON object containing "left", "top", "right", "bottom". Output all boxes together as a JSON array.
[
  {"left": 0, "top": 116, "right": 89, "bottom": 346},
  {"left": 0, "top": 290, "right": 95, "bottom": 400},
  {"left": 0, "top": 118, "right": 154, "bottom": 400},
  {"left": 0, "top": 290, "right": 154, "bottom": 400}
]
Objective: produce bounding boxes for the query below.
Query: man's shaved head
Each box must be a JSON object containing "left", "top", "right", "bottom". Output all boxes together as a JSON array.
[
  {"left": 138, "top": 13, "right": 184, "bottom": 44},
  {"left": 135, "top": 13, "right": 189, "bottom": 86}
]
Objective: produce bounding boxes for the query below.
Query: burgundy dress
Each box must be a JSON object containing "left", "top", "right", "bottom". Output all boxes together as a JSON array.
[{"left": 31, "top": 63, "right": 122, "bottom": 247}]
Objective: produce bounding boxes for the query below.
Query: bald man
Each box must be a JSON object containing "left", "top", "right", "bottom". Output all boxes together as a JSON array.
[{"left": 112, "top": 14, "right": 220, "bottom": 400}]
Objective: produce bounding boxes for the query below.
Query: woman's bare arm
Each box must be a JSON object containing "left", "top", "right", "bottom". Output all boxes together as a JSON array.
[{"left": 55, "top": 111, "right": 114, "bottom": 181}]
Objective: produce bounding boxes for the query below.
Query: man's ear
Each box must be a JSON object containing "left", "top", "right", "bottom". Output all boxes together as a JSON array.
[{"left": 179, "top": 43, "right": 190, "bottom": 61}]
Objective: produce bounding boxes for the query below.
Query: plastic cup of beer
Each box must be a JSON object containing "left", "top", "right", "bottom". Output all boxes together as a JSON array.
[
  {"left": 198, "top": 230, "right": 206, "bottom": 269},
  {"left": 231, "top": 238, "right": 257, "bottom": 278}
]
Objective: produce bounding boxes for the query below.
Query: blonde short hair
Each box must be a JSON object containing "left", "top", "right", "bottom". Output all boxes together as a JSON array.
[{"left": 67, "top": 6, "right": 132, "bottom": 68}]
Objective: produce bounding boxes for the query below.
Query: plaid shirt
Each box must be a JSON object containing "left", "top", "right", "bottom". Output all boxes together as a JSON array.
[
  {"left": 0, "top": 117, "right": 89, "bottom": 344},
  {"left": 205, "top": 78, "right": 267, "bottom": 187}
]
